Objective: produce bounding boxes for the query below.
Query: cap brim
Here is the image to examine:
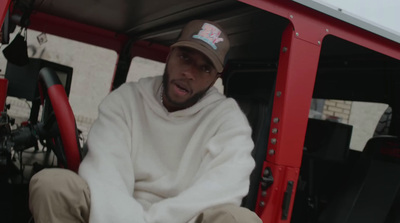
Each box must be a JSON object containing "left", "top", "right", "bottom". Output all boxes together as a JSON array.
[{"left": 171, "top": 41, "right": 224, "bottom": 73}]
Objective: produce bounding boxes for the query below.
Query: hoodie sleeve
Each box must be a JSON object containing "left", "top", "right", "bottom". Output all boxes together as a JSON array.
[
  {"left": 78, "top": 85, "right": 146, "bottom": 223},
  {"left": 145, "top": 106, "right": 255, "bottom": 223}
]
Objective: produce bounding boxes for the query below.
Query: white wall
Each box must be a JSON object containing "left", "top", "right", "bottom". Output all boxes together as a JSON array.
[{"left": 348, "top": 102, "right": 388, "bottom": 151}]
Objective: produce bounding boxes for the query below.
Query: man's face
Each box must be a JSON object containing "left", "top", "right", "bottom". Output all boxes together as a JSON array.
[{"left": 162, "top": 46, "right": 220, "bottom": 112}]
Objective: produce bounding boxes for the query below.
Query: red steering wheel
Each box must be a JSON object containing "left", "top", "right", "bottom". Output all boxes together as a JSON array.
[{"left": 38, "top": 67, "right": 81, "bottom": 172}]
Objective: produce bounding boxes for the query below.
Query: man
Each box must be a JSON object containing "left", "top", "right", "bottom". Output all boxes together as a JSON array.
[{"left": 29, "top": 20, "right": 261, "bottom": 223}]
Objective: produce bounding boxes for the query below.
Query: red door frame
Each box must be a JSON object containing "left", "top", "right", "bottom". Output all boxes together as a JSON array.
[
  {"left": 241, "top": 0, "right": 400, "bottom": 61},
  {"left": 255, "top": 22, "right": 321, "bottom": 222},
  {"left": 239, "top": 0, "right": 400, "bottom": 222}
]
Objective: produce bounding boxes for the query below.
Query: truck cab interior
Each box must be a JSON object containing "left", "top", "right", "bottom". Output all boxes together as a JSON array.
[{"left": 1, "top": 0, "right": 400, "bottom": 222}]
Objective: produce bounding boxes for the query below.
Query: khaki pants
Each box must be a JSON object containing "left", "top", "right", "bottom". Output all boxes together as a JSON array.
[{"left": 29, "top": 169, "right": 262, "bottom": 223}]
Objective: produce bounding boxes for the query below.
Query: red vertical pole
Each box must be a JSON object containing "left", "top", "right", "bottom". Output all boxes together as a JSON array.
[
  {"left": 0, "top": 79, "right": 8, "bottom": 113},
  {"left": 0, "top": 0, "right": 10, "bottom": 27},
  {"left": 256, "top": 23, "right": 321, "bottom": 222},
  {"left": 0, "top": 0, "right": 10, "bottom": 115}
]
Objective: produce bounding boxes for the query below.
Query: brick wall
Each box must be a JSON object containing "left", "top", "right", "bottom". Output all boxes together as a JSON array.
[{"left": 323, "top": 100, "right": 352, "bottom": 123}]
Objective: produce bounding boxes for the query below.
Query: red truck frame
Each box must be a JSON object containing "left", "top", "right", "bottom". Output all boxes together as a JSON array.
[{"left": 1, "top": 0, "right": 400, "bottom": 222}]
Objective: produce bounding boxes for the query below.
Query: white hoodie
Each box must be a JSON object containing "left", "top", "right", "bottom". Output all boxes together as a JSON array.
[{"left": 79, "top": 76, "right": 255, "bottom": 223}]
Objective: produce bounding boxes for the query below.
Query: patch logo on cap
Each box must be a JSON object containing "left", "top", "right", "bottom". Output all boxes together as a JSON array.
[{"left": 192, "top": 23, "right": 224, "bottom": 50}]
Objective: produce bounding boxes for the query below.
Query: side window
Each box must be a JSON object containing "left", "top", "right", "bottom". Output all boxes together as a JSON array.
[
  {"left": 1, "top": 28, "right": 118, "bottom": 140},
  {"left": 309, "top": 99, "right": 389, "bottom": 151}
]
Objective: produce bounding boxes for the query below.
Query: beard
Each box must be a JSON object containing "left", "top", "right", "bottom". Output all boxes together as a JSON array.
[{"left": 162, "top": 70, "right": 211, "bottom": 110}]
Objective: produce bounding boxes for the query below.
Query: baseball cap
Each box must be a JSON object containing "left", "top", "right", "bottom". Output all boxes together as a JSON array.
[{"left": 171, "top": 20, "right": 230, "bottom": 73}]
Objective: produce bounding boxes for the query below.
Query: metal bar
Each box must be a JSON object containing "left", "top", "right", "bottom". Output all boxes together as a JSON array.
[
  {"left": 28, "top": 12, "right": 129, "bottom": 52},
  {"left": 256, "top": 22, "right": 320, "bottom": 222},
  {"left": 0, "top": 0, "right": 10, "bottom": 27},
  {"left": 267, "top": 23, "right": 321, "bottom": 167}
]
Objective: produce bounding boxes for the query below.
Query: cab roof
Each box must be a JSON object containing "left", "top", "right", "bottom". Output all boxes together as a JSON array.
[
  {"left": 9, "top": 0, "right": 400, "bottom": 105},
  {"left": 16, "top": 0, "right": 398, "bottom": 61}
]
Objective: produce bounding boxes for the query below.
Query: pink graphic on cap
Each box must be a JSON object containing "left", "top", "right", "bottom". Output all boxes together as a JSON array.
[{"left": 192, "top": 23, "right": 224, "bottom": 50}]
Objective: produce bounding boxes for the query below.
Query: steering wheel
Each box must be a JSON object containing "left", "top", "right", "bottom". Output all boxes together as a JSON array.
[{"left": 38, "top": 67, "right": 81, "bottom": 172}]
